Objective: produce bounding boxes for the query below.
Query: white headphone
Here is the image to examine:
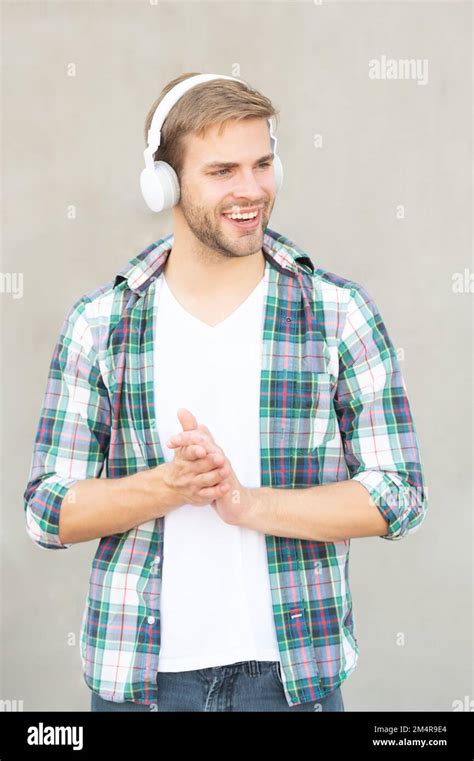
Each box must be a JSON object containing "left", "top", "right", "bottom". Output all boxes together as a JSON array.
[{"left": 140, "top": 73, "right": 283, "bottom": 213}]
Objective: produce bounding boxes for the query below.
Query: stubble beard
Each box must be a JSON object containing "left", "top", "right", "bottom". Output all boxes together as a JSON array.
[{"left": 179, "top": 190, "right": 273, "bottom": 260}]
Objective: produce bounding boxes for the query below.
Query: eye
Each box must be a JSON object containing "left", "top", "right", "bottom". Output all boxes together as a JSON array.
[{"left": 210, "top": 161, "right": 272, "bottom": 178}]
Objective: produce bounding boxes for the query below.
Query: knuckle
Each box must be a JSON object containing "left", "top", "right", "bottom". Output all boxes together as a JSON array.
[{"left": 201, "top": 471, "right": 214, "bottom": 486}]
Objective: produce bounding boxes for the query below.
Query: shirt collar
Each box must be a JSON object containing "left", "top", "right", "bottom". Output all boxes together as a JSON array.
[{"left": 113, "top": 227, "right": 314, "bottom": 295}]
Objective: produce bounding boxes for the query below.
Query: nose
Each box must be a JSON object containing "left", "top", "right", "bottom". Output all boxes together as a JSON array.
[{"left": 231, "top": 167, "right": 266, "bottom": 202}]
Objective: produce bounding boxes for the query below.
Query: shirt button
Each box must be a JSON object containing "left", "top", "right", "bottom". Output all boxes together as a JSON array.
[{"left": 147, "top": 616, "right": 156, "bottom": 624}]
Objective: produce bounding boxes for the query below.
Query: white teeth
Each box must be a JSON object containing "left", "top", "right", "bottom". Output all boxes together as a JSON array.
[{"left": 224, "top": 211, "right": 258, "bottom": 220}]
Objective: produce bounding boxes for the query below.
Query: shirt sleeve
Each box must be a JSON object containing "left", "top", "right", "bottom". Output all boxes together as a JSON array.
[
  {"left": 334, "top": 284, "right": 429, "bottom": 541},
  {"left": 23, "top": 298, "right": 111, "bottom": 549}
]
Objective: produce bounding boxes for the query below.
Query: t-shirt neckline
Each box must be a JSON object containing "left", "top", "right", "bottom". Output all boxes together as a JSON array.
[{"left": 160, "top": 264, "right": 267, "bottom": 332}]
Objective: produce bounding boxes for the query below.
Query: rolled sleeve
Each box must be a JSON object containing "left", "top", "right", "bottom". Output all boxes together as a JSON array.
[
  {"left": 23, "top": 297, "right": 111, "bottom": 550},
  {"left": 24, "top": 473, "right": 77, "bottom": 549},
  {"left": 335, "top": 284, "right": 429, "bottom": 541}
]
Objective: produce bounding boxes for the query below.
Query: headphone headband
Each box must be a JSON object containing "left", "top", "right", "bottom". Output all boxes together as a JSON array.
[
  {"left": 144, "top": 73, "right": 278, "bottom": 170},
  {"left": 147, "top": 74, "right": 245, "bottom": 150}
]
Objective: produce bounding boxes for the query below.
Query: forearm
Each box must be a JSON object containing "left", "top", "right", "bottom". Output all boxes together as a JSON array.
[
  {"left": 58, "top": 463, "right": 177, "bottom": 545},
  {"left": 245, "top": 479, "right": 390, "bottom": 541}
]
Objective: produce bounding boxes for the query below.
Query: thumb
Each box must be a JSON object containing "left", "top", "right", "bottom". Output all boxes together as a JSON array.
[{"left": 176, "top": 407, "right": 198, "bottom": 433}]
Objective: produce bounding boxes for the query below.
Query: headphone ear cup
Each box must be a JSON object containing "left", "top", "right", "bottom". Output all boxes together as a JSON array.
[
  {"left": 273, "top": 154, "right": 283, "bottom": 194},
  {"left": 140, "top": 160, "right": 180, "bottom": 212}
]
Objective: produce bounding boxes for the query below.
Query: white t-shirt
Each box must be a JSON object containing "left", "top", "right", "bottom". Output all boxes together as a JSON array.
[{"left": 154, "top": 261, "right": 281, "bottom": 671}]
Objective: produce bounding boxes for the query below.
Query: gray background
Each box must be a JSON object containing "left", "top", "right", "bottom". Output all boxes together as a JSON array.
[{"left": 1, "top": 0, "right": 472, "bottom": 712}]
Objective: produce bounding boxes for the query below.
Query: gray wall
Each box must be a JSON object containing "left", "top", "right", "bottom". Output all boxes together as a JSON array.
[{"left": 1, "top": 0, "right": 472, "bottom": 712}]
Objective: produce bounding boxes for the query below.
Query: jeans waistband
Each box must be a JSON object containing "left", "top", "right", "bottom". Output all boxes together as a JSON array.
[{"left": 198, "top": 660, "right": 277, "bottom": 678}]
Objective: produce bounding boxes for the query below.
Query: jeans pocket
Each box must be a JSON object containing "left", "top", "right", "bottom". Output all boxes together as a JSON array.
[{"left": 270, "top": 661, "right": 283, "bottom": 687}]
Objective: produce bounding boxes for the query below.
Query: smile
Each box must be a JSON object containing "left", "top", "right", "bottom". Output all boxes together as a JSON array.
[{"left": 221, "top": 209, "right": 262, "bottom": 231}]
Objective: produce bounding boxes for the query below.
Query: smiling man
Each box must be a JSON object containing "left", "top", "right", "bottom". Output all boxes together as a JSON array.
[{"left": 23, "top": 72, "right": 429, "bottom": 713}]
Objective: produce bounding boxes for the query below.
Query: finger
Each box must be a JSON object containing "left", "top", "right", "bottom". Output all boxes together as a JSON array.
[
  {"left": 167, "top": 431, "right": 219, "bottom": 451},
  {"left": 167, "top": 430, "right": 206, "bottom": 448},
  {"left": 194, "top": 465, "right": 230, "bottom": 489},
  {"left": 197, "top": 422, "right": 215, "bottom": 441},
  {"left": 190, "top": 450, "right": 225, "bottom": 474},
  {"left": 197, "top": 480, "right": 231, "bottom": 501},
  {"left": 179, "top": 443, "right": 208, "bottom": 461}
]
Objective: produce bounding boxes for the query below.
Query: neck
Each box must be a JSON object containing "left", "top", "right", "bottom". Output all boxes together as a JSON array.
[{"left": 163, "top": 225, "right": 266, "bottom": 298}]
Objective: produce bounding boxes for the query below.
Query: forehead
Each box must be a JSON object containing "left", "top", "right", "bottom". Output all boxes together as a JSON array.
[{"left": 183, "top": 118, "right": 271, "bottom": 161}]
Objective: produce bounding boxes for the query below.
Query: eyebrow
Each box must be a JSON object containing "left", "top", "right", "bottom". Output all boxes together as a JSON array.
[{"left": 202, "top": 153, "right": 275, "bottom": 171}]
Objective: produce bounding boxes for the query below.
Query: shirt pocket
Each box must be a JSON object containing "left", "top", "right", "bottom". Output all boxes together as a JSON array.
[{"left": 308, "top": 373, "right": 337, "bottom": 448}]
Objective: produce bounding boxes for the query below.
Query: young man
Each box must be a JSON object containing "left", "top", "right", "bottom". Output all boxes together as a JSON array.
[{"left": 23, "top": 72, "right": 428, "bottom": 713}]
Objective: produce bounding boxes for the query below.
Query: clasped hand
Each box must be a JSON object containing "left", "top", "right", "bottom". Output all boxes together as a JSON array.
[{"left": 164, "top": 408, "right": 254, "bottom": 526}]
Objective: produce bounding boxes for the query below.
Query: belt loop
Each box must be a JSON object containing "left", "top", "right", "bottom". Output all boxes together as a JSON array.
[{"left": 247, "top": 660, "right": 261, "bottom": 677}]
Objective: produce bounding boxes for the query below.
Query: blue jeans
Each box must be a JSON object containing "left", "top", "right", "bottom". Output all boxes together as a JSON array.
[{"left": 90, "top": 660, "right": 344, "bottom": 712}]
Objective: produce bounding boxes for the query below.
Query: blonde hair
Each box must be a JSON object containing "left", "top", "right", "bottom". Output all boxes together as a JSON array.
[{"left": 143, "top": 72, "right": 279, "bottom": 181}]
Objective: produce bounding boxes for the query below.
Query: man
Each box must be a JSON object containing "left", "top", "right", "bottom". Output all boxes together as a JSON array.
[{"left": 23, "top": 72, "right": 428, "bottom": 713}]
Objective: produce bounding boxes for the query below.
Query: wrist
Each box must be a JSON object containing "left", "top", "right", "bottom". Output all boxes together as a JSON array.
[
  {"left": 132, "top": 462, "right": 182, "bottom": 516},
  {"left": 240, "top": 486, "right": 265, "bottom": 530},
  {"left": 158, "top": 461, "right": 183, "bottom": 510}
]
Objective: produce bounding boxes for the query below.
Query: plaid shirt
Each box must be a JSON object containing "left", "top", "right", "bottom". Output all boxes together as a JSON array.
[{"left": 23, "top": 228, "right": 428, "bottom": 707}]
